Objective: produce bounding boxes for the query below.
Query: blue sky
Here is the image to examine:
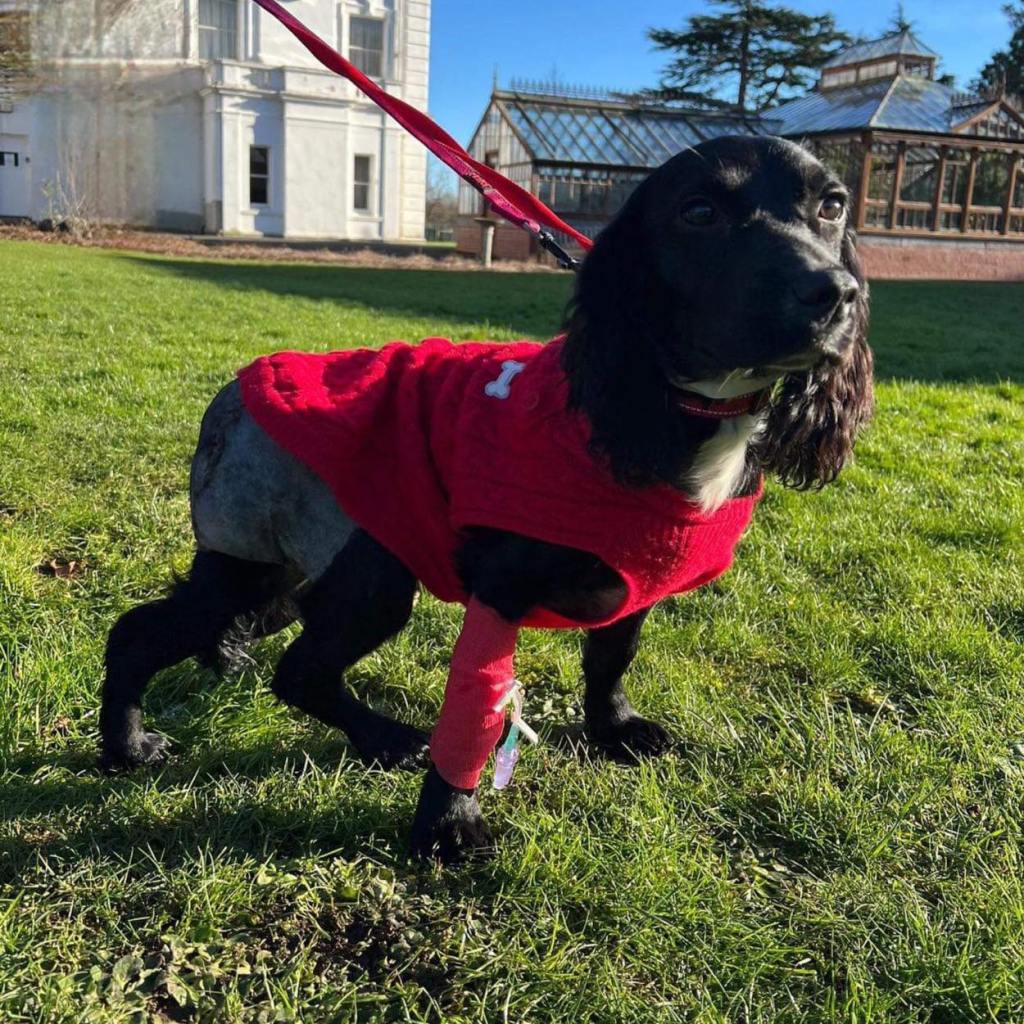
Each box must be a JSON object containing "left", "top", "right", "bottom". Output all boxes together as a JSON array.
[{"left": 428, "top": 0, "right": 1012, "bottom": 145}]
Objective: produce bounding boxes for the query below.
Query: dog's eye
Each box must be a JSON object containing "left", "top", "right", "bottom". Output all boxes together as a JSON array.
[
  {"left": 819, "top": 194, "right": 846, "bottom": 222},
  {"left": 680, "top": 198, "right": 716, "bottom": 227}
]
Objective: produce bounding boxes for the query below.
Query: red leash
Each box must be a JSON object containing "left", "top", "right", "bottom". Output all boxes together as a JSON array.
[{"left": 248, "top": 0, "right": 593, "bottom": 269}]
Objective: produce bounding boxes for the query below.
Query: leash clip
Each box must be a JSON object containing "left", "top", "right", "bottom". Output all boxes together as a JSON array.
[
  {"left": 492, "top": 680, "right": 537, "bottom": 790},
  {"left": 536, "top": 229, "right": 581, "bottom": 272}
]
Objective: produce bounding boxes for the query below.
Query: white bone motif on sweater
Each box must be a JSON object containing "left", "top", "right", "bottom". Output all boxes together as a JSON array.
[{"left": 484, "top": 360, "right": 526, "bottom": 399}]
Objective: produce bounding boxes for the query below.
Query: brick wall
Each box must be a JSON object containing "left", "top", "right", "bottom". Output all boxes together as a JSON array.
[
  {"left": 454, "top": 217, "right": 1024, "bottom": 281},
  {"left": 456, "top": 219, "right": 534, "bottom": 262},
  {"left": 858, "top": 239, "right": 1024, "bottom": 281}
]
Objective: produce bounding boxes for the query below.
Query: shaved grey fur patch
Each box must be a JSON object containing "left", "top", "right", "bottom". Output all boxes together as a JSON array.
[{"left": 190, "top": 381, "right": 358, "bottom": 582}]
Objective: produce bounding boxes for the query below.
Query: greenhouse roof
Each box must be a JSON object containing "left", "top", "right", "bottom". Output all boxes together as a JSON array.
[
  {"left": 822, "top": 29, "right": 939, "bottom": 70},
  {"left": 771, "top": 76, "right": 975, "bottom": 136},
  {"left": 494, "top": 90, "right": 773, "bottom": 168}
]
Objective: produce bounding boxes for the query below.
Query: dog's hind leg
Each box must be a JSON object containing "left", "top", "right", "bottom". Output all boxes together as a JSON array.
[
  {"left": 100, "top": 551, "right": 289, "bottom": 772},
  {"left": 196, "top": 589, "right": 303, "bottom": 677},
  {"left": 271, "top": 529, "right": 429, "bottom": 770}
]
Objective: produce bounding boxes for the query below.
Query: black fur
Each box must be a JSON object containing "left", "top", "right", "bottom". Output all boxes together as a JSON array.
[
  {"left": 100, "top": 552, "right": 289, "bottom": 771},
  {"left": 101, "top": 136, "right": 872, "bottom": 864},
  {"left": 269, "top": 530, "right": 429, "bottom": 770},
  {"left": 562, "top": 135, "right": 871, "bottom": 489}
]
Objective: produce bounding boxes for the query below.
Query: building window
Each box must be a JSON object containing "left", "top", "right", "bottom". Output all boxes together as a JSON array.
[
  {"left": 822, "top": 68, "right": 856, "bottom": 88},
  {"left": 859, "top": 60, "right": 897, "bottom": 82},
  {"left": 902, "top": 60, "right": 931, "bottom": 78},
  {"left": 353, "top": 154, "right": 372, "bottom": 212},
  {"left": 250, "top": 146, "right": 269, "bottom": 206},
  {"left": 349, "top": 16, "right": 384, "bottom": 77},
  {"left": 0, "top": 9, "right": 30, "bottom": 105},
  {"left": 0, "top": 151, "right": 20, "bottom": 167},
  {"left": 199, "top": 0, "right": 238, "bottom": 60},
  {"left": 0, "top": 9, "right": 30, "bottom": 62}
]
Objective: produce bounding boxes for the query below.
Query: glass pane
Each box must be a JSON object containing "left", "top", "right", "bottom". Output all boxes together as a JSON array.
[
  {"left": 250, "top": 176, "right": 267, "bottom": 205},
  {"left": 811, "top": 139, "right": 863, "bottom": 195},
  {"left": 353, "top": 183, "right": 369, "bottom": 211},
  {"left": 900, "top": 147, "right": 940, "bottom": 203},
  {"left": 972, "top": 151, "right": 1011, "bottom": 208},
  {"left": 1014, "top": 160, "right": 1024, "bottom": 208},
  {"left": 867, "top": 147, "right": 897, "bottom": 201},
  {"left": 353, "top": 155, "right": 371, "bottom": 186},
  {"left": 895, "top": 206, "right": 932, "bottom": 230},
  {"left": 941, "top": 156, "right": 969, "bottom": 206},
  {"left": 350, "top": 17, "right": 383, "bottom": 77},
  {"left": 351, "top": 17, "right": 382, "bottom": 51},
  {"left": 966, "top": 209, "right": 1003, "bottom": 232},
  {"left": 198, "top": 0, "right": 237, "bottom": 59},
  {"left": 250, "top": 147, "right": 268, "bottom": 174},
  {"left": 864, "top": 204, "right": 891, "bottom": 228}
]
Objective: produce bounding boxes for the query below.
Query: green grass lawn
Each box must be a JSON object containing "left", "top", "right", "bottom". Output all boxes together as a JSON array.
[{"left": 2, "top": 239, "right": 1024, "bottom": 1023}]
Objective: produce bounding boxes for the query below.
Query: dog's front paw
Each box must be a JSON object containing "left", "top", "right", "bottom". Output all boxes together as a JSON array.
[
  {"left": 99, "top": 731, "right": 172, "bottom": 773},
  {"left": 410, "top": 766, "right": 494, "bottom": 863},
  {"left": 587, "top": 713, "right": 674, "bottom": 761}
]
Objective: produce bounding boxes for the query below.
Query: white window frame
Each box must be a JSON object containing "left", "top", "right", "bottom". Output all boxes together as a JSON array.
[
  {"left": 348, "top": 14, "right": 385, "bottom": 78},
  {"left": 198, "top": 0, "right": 240, "bottom": 61},
  {"left": 352, "top": 153, "right": 375, "bottom": 215}
]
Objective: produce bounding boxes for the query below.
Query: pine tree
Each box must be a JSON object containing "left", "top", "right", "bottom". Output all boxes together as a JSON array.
[
  {"left": 973, "top": 2, "right": 1024, "bottom": 98},
  {"left": 642, "top": 0, "right": 850, "bottom": 112},
  {"left": 889, "top": 4, "right": 913, "bottom": 33}
]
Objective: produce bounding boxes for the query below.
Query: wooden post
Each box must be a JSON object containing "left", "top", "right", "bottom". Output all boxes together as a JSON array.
[
  {"left": 932, "top": 146, "right": 948, "bottom": 231},
  {"left": 480, "top": 220, "right": 496, "bottom": 267},
  {"left": 856, "top": 132, "right": 873, "bottom": 231},
  {"left": 961, "top": 148, "right": 978, "bottom": 233},
  {"left": 1002, "top": 154, "right": 1019, "bottom": 236},
  {"left": 889, "top": 141, "right": 906, "bottom": 230}
]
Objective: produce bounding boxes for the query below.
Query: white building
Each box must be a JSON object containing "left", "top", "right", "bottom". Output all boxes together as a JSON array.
[{"left": 0, "top": 0, "right": 430, "bottom": 239}]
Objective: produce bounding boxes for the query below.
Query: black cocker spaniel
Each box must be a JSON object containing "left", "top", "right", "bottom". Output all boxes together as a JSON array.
[{"left": 99, "top": 135, "right": 872, "bottom": 863}]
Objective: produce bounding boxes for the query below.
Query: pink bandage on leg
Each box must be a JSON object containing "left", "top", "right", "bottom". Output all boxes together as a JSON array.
[{"left": 430, "top": 598, "right": 520, "bottom": 790}]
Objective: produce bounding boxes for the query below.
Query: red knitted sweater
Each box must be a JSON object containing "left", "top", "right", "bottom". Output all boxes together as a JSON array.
[
  {"left": 238, "top": 337, "right": 761, "bottom": 630},
  {"left": 239, "top": 337, "right": 763, "bottom": 788}
]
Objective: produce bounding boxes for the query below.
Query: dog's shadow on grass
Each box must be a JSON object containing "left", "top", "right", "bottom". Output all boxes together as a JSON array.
[{"left": 0, "top": 733, "right": 427, "bottom": 881}]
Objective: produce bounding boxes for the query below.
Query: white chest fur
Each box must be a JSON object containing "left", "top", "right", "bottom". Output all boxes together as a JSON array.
[{"left": 688, "top": 413, "right": 765, "bottom": 513}]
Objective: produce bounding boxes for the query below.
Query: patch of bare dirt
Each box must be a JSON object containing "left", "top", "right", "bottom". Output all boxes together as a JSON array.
[{"left": 36, "top": 556, "right": 88, "bottom": 580}]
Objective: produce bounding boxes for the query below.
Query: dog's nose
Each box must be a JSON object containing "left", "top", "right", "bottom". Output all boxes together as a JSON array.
[{"left": 792, "top": 269, "right": 858, "bottom": 321}]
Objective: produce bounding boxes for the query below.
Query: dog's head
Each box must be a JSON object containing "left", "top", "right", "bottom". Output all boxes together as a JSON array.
[{"left": 563, "top": 134, "right": 872, "bottom": 489}]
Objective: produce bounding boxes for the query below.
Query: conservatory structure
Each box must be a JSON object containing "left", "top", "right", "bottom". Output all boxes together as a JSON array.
[
  {"left": 459, "top": 32, "right": 1024, "bottom": 277},
  {"left": 771, "top": 30, "right": 1024, "bottom": 241},
  {"left": 455, "top": 80, "right": 769, "bottom": 261}
]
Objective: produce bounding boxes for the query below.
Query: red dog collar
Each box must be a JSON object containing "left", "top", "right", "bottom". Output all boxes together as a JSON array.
[{"left": 675, "top": 389, "right": 770, "bottom": 419}]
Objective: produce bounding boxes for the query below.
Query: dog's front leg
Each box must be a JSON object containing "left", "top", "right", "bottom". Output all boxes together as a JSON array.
[
  {"left": 583, "top": 608, "right": 674, "bottom": 759},
  {"left": 410, "top": 599, "right": 519, "bottom": 863}
]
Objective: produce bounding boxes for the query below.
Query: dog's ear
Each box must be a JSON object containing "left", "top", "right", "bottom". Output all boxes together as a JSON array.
[
  {"left": 562, "top": 191, "right": 665, "bottom": 403},
  {"left": 561, "top": 187, "right": 679, "bottom": 481},
  {"left": 759, "top": 227, "right": 874, "bottom": 490}
]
